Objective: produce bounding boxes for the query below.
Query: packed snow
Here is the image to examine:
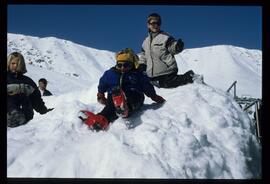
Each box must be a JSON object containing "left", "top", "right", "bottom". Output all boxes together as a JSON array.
[{"left": 7, "top": 33, "right": 262, "bottom": 178}]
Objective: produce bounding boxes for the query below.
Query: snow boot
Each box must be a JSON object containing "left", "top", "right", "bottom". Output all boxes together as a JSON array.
[
  {"left": 78, "top": 110, "right": 109, "bottom": 131},
  {"left": 192, "top": 74, "right": 205, "bottom": 84},
  {"left": 111, "top": 86, "right": 129, "bottom": 118},
  {"left": 182, "top": 70, "right": 195, "bottom": 84}
]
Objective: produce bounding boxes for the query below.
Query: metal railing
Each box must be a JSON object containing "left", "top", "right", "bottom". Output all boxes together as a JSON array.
[
  {"left": 227, "top": 81, "right": 262, "bottom": 142},
  {"left": 226, "top": 81, "right": 237, "bottom": 98}
]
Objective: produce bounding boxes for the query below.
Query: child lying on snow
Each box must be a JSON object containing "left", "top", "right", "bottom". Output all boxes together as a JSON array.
[{"left": 79, "top": 48, "right": 165, "bottom": 131}]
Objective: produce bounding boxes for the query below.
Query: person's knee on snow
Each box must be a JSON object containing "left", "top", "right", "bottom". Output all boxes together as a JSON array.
[{"left": 7, "top": 109, "right": 27, "bottom": 127}]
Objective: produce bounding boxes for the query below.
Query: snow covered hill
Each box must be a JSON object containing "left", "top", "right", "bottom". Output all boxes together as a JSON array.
[
  {"left": 8, "top": 33, "right": 116, "bottom": 94},
  {"left": 8, "top": 33, "right": 262, "bottom": 98},
  {"left": 7, "top": 33, "right": 262, "bottom": 178},
  {"left": 176, "top": 45, "right": 262, "bottom": 98}
]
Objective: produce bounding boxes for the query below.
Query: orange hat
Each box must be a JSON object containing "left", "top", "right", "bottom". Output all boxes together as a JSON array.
[
  {"left": 116, "top": 52, "right": 133, "bottom": 63},
  {"left": 115, "top": 48, "right": 140, "bottom": 69}
]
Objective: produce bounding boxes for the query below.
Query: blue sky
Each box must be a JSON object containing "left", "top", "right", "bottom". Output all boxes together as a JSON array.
[{"left": 8, "top": 5, "right": 262, "bottom": 53}]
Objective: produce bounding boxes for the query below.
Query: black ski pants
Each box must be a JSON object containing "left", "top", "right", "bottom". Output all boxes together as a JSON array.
[{"left": 150, "top": 70, "right": 194, "bottom": 88}]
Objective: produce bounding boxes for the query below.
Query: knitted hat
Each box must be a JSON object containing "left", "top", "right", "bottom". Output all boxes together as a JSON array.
[
  {"left": 115, "top": 48, "right": 140, "bottom": 69},
  {"left": 116, "top": 52, "right": 132, "bottom": 62},
  {"left": 147, "top": 13, "right": 161, "bottom": 25}
]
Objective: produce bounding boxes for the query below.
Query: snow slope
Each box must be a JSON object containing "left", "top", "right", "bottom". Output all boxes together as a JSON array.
[
  {"left": 8, "top": 33, "right": 262, "bottom": 98},
  {"left": 7, "top": 33, "right": 262, "bottom": 178},
  {"left": 176, "top": 45, "right": 262, "bottom": 98},
  {"left": 8, "top": 33, "right": 115, "bottom": 93}
]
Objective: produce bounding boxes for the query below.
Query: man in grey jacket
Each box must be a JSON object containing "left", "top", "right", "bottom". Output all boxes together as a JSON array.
[{"left": 139, "top": 13, "right": 195, "bottom": 88}]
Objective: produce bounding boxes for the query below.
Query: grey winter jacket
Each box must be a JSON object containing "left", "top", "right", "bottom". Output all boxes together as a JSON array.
[{"left": 139, "top": 31, "right": 183, "bottom": 78}]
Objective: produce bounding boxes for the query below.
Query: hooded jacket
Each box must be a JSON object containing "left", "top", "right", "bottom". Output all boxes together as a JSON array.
[
  {"left": 39, "top": 89, "right": 53, "bottom": 96},
  {"left": 140, "top": 31, "right": 183, "bottom": 78}
]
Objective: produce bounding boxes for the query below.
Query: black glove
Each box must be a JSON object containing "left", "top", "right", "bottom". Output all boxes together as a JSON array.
[
  {"left": 47, "top": 108, "right": 54, "bottom": 113},
  {"left": 151, "top": 95, "right": 166, "bottom": 103},
  {"left": 176, "top": 39, "right": 184, "bottom": 52},
  {"left": 97, "top": 92, "right": 107, "bottom": 105}
]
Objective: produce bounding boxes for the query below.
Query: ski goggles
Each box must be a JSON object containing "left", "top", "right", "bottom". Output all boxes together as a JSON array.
[
  {"left": 116, "top": 62, "right": 132, "bottom": 69},
  {"left": 148, "top": 21, "right": 160, "bottom": 26}
]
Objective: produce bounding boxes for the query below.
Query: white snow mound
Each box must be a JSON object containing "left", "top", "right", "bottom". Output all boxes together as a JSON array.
[{"left": 7, "top": 83, "right": 261, "bottom": 178}]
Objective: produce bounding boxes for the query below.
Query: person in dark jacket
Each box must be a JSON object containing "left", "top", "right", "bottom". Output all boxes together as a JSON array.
[
  {"left": 38, "top": 78, "right": 53, "bottom": 96},
  {"left": 139, "top": 13, "right": 197, "bottom": 88},
  {"left": 80, "top": 48, "right": 165, "bottom": 131},
  {"left": 7, "top": 52, "right": 53, "bottom": 127}
]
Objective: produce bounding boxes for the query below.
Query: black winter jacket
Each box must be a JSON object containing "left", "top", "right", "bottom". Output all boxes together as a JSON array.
[
  {"left": 7, "top": 72, "right": 48, "bottom": 121},
  {"left": 40, "top": 89, "right": 53, "bottom": 96}
]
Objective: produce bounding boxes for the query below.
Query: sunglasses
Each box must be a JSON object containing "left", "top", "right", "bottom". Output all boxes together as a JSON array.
[
  {"left": 149, "top": 21, "right": 160, "bottom": 26},
  {"left": 116, "top": 62, "right": 131, "bottom": 68}
]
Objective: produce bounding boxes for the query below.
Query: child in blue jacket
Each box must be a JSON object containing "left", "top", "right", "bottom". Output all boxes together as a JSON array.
[{"left": 80, "top": 48, "right": 165, "bottom": 131}]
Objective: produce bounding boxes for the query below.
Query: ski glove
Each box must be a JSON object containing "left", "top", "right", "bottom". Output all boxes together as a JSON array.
[
  {"left": 175, "top": 38, "right": 184, "bottom": 53},
  {"left": 47, "top": 108, "right": 54, "bottom": 113},
  {"left": 97, "top": 92, "right": 107, "bottom": 105},
  {"left": 151, "top": 95, "right": 166, "bottom": 103},
  {"left": 7, "top": 83, "right": 35, "bottom": 96}
]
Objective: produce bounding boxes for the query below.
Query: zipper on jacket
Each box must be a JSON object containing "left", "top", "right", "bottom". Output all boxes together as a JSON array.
[
  {"left": 119, "top": 73, "right": 124, "bottom": 88},
  {"left": 149, "top": 36, "right": 154, "bottom": 77}
]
